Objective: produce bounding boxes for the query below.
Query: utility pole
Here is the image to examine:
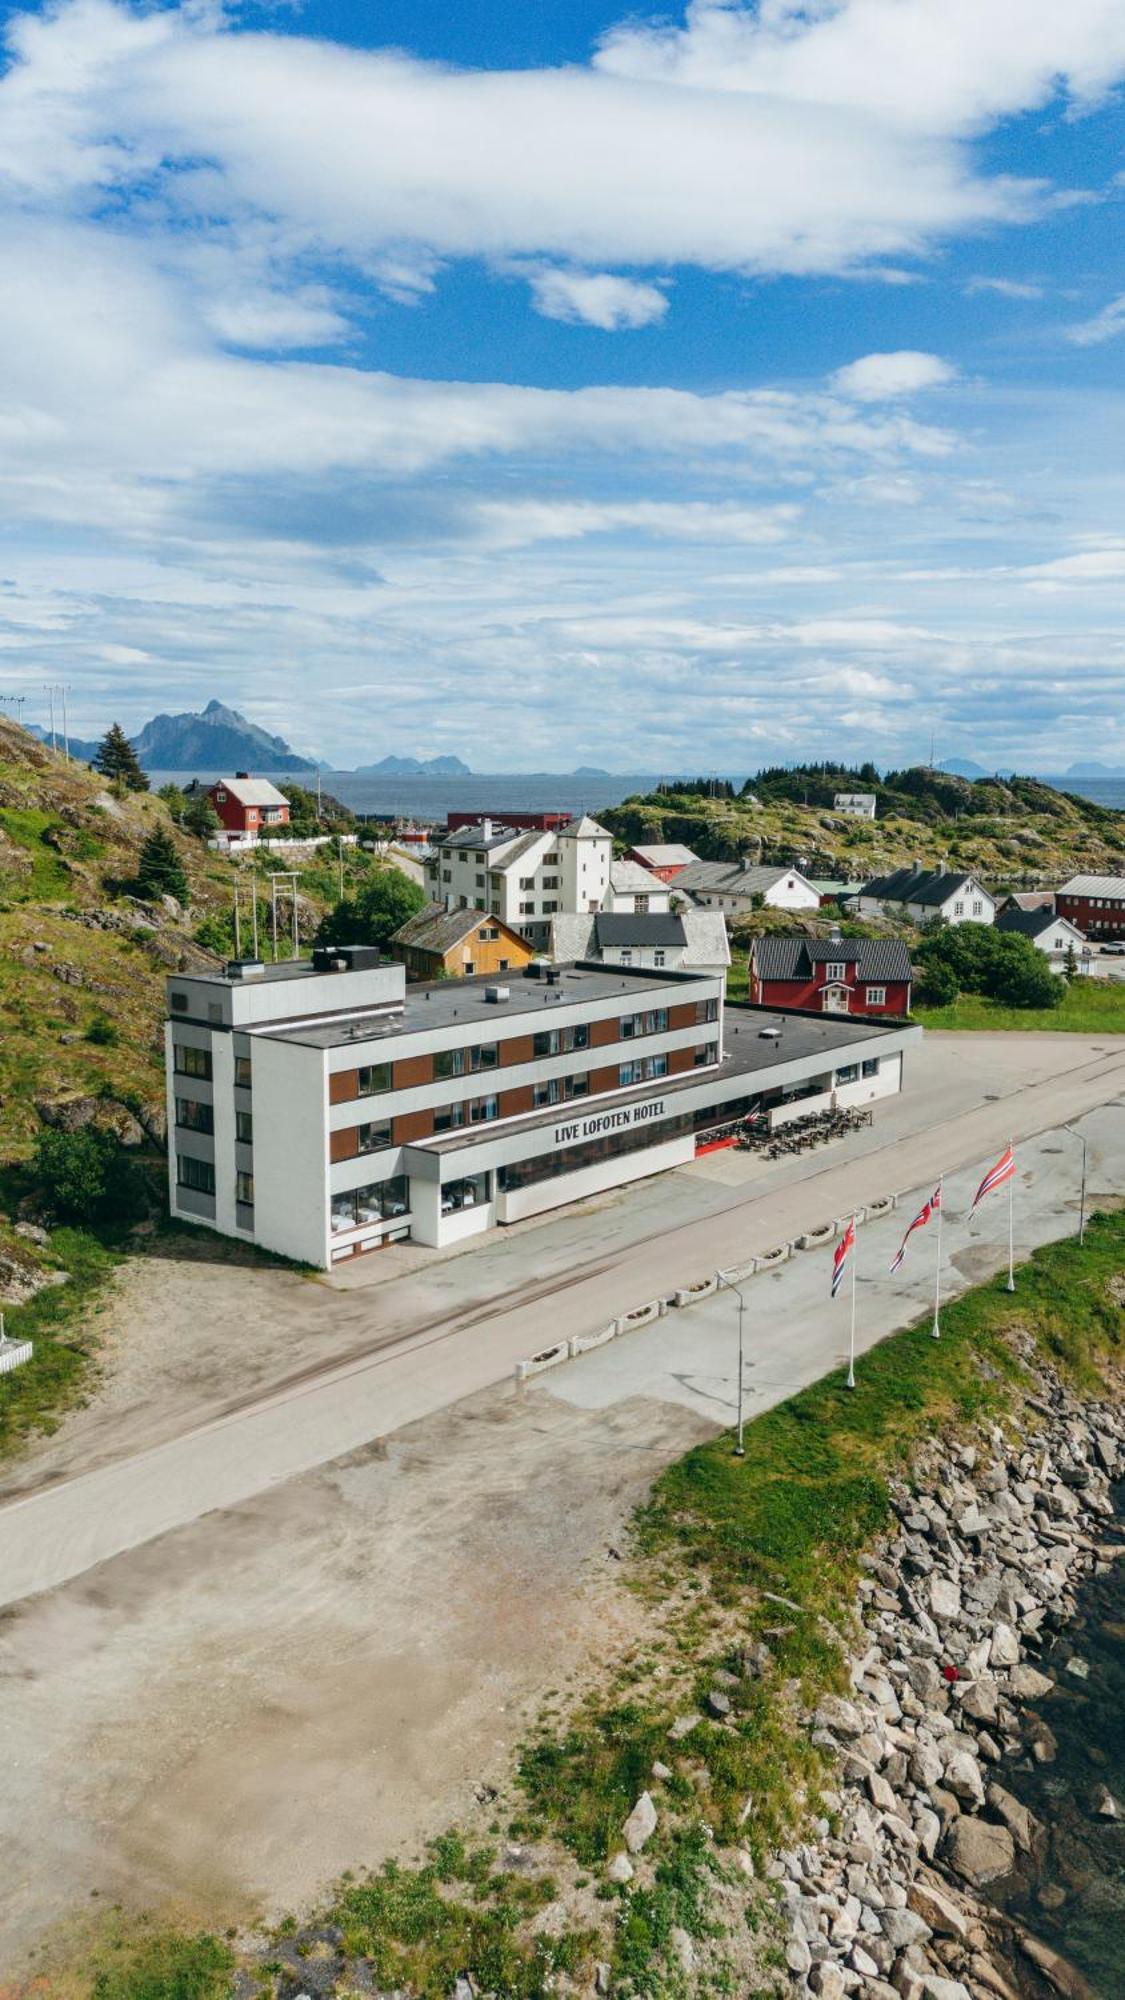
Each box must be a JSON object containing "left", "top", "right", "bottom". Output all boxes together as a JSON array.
[
  {"left": 60, "top": 684, "right": 71, "bottom": 762},
  {"left": 44, "top": 684, "right": 56, "bottom": 751},
  {"left": 715, "top": 1271, "right": 748, "bottom": 1456}
]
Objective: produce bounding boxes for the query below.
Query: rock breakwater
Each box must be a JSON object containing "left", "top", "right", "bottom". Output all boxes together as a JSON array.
[{"left": 775, "top": 1355, "right": 1124, "bottom": 1999}]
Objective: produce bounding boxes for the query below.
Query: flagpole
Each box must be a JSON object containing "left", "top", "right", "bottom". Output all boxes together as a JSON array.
[
  {"left": 847, "top": 1213, "right": 857, "bottom": 1390},
  {"left": 1006, "top": 1138, "right": 1016, "bottom": 1292},
  {"left": 932, "top": 1176, "right": 943, "bottom": 1340}
]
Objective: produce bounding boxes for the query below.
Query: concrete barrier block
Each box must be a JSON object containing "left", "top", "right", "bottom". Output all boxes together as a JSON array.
[
  {"left": 674, "top": 1274, "right": 719, "bottom": 1308},
  {"left": 569, "top": 1321, "right": 620, "bottom": 1358},
  {"left": 720, "top": 1257, "right": 759, "bottom": 1284},
  {"left": 756, "top": 1243, "right": 792, "bottom": 1268},
  {"left": 515, "top": 1337, "right": 571, "bottom": 1382},
  {"left": 797, "top": 1221, "right": 837, "bottom": 1251},
  {"left": 865, "top": 1196, "right": 894, "bottom": 1220},
  {"left": 620, "top": 1298, "right": 663, "bottom": 1332}
]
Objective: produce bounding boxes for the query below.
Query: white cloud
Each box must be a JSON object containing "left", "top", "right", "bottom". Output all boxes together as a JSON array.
[
  {"left": 475, "top": 499, "right": 797, "bottom": 546},
  {"left": 830, "top": 351, "right": 957, "bottom": 401},
  {"left": 204, "top": 292, "right": 349, "bottom": 350},
  {"left": 2, "top": 0, "right": 1118, "bottom": 291},
  {"left": 528, "top": 269, "right": 669, "bottom": 330},
  {"left": 1065, "top": 293, "right": 1125, "bottom": 345},
  {"left": 964, "top": 275, "right": 1044, "bottom": 298}
]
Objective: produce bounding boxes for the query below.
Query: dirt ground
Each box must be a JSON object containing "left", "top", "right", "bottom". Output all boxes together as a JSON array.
[{"left": 1, "top": 1375, "right": 708, "bottom": 1982}]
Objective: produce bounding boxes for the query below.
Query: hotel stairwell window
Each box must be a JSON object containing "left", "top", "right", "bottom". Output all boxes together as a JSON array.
[
  {"left": 236, "top": 1170, "right": 254, "bottom": 1205},
  {"left": 235, "top": 1110, "right": 253, "bottom": 1144},
  {"left": 177, "top": 1153, "right": 215, "bottom": 1195},
  {"left": 174, "top": 1044, "right": 212, "bottom": 1080},
  {"left": 176, "top": 1097, "right": 213, "bottom": 1134},
  {"left": 234, "top": 1055, "right": 252, "bottom": 1089}
]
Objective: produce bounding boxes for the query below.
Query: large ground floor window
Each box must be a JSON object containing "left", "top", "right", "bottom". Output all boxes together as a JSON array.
[
  {"left": 332, "top": 1173, "right": 409, "bottom": 1233},
  {"left": 442, "top": 1171, "right": 490, "bottom": 1215},
  {"left": 497, "top": 1111, "right": 692, "bottom": 1194}
]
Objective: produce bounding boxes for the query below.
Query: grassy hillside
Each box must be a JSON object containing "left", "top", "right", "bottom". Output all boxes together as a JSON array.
[
  {"left": 603, "top": 765, "right": 1125, "bottom": 888},
  {"left": 0, "top": 720, "right": 394, "bottom": 1161}
]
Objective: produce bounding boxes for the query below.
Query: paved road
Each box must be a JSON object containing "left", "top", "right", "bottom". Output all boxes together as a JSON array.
[{"left": 2, "top": 1032, "right": 1123, "bottom": 1608}]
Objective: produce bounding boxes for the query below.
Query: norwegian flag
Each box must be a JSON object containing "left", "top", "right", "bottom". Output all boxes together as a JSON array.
[
  {"left": 890, "top": 1185, "right": 942, "bottom": 1274},
  {"left": 971, "top": 1144, "right": 1016, "bottom": 1214},
  {"left": 831, "top": 1217, "right": 856, "bottom": 1298}
]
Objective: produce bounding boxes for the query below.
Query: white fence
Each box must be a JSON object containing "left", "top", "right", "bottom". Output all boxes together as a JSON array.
[
  {"left": 208, "top": 832, "right": 359, "bottom": 855},
  {"left": 0, "top": 1337, "right": 33, "bottom": 1376}
]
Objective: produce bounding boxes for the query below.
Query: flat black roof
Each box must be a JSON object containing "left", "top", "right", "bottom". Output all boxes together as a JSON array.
[{"left": 258, "top": 961, "right": 719, "bottom": 1048}]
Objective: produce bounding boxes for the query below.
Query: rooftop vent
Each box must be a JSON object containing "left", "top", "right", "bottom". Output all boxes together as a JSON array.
[
  {"left": 226, "top": 958, "right": 265, "bottom": 980},
  {"left": 759, "top": 1026, "right": 782, "bottom": 1040},
  {"left": 545, "top": 968, "right": 562, "bottom": 986},
  {"left": 484, "top": 984, "right": 510, "bottom": 1004}
]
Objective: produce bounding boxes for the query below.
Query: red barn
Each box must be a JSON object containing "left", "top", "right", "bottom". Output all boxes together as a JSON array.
[
  {"left": 208, "top": 773, "right": 290, "bottom": 839},
  {"left": 750, "top": 936, "right": 913, "bottom": 1017}
]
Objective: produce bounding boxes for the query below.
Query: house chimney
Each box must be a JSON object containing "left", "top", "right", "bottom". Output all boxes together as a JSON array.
[
  {"left": 236, "top": 770, "right": 250, "bottom": 780},
  {"left": 481, "top": 817, "right": 493, "bottom": 840}
]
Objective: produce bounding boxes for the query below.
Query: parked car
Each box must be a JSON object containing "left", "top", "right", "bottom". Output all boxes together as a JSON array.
[{"left": 1099, "top": 942, "right": 1125, "bottom": 955}]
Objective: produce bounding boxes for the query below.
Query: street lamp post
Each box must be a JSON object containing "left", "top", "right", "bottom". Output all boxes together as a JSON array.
[
  {"left": 1066, "top": 1125, "right": 1088, "bottom": 1246},
  {"left": 715, "top": 1270, "right": 747, "bottom": 1457}
]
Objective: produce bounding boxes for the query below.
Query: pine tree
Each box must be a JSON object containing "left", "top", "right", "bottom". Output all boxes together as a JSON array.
[
  {"left": 137, "top": 825, "right": 189, "bottom": 904},
  {"left": 93, "top": 723, "right": 149, "bottom": 792}
]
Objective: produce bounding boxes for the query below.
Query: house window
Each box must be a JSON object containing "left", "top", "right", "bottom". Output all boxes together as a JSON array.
[
  {"left": 457, "top": 850, "right": 469, "bottom": 862},
  {"left": 861, "top": 1059, "right": 880, "bottom": 1078},
  {"left": 636, "top": 895, "right": 649, "bottom": 914},
  {"left": 177, "top": 1153, "right": 215, "bottom": 1195},
  {"left": 542, "top": 876, "right": 559, "bottom": 889},
  {"left": 464, "top": 961, "right": 475, "bottom": 975},
  {"left": 236, "top": 1170, "right": 254, "bottom": 1205},
  {"left": 973, "top": 900, "right": 983, "bottom": 916},
  {"left": 176, "top": 1097, "right": 213, "bottom": 1134},
  {"left": 865, "top": 986, "right": 886, "bottom": 1007},
  {"left": 824, "top": 962, "right": 846, "bottom": 982},
  {"left": 654, "top": 949, "right": 665, "bottom": 968},
  {"left": 357, "top": 1120, "right": 393, "bottom": 1153},
  {"left": 170, "top": 989, "right": 187, "bottom": 1012},
  {"left": 235, "top": 1109, "right": 254, "bottom": 1144},
  {"left": 442, "top": 869, "right": 452, "bottom": 883},
  {"left": 357, "top": 1062, "right": 392, "bottom": 1096},
  {"left": 542, "top": 901, "right": 558, "bottom": 914},
  {"left": 520, "top": 876, "right": 536, "bottom": 889},
  {"left": 475, "top": 874, "right": 485, "bottom": 888},
  {"left": 835, "top": 1064, "right": 859, "bottom": 1084},
  {"left": 174, "top": 1044, "right": 212, "bottom": 1080},
  {"left": 620, "top": 948, "right": 633, "bottom": 966},
  {"left": 234, "top": 1055, "right": 252, "bottom": 1089},
  {"left": 520, "top": 901, "right": 535, "bottom": 916},
  {"left": 953, "top": 901, "right": 964, "bottom": 916}
]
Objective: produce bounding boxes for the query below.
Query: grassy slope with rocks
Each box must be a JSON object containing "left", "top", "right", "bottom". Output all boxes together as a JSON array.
[
  {"left": 57, "top": 1212, "right": 1125, "bottom": 2000},
  {"left": 603, "top": 767, "right": 1125, "bottom": 890}
]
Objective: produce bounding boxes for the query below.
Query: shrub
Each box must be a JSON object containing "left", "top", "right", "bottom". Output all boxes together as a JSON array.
[
  {"left": 85, "top": 1014, "right": 119, "bottom": 1046},
  {"left": 30, "top": 1127, "right": 147, "bottom": 1226},
  {"left": 93, "top": 724, "right": 149, "bottom": 792},
  {"left": 314, "top": 868, "right": 425, "bottom": 950},
  {"left": 136, "top": 826, "right": 189, "bottom": 904}
]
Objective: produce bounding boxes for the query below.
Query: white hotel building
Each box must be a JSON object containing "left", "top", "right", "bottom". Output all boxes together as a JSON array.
[{"left": 166, "top": 949, "right": 919, "bottom": 1268}]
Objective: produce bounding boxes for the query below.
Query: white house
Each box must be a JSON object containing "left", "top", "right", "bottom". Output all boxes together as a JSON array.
[
  {"left": 857, "top": 866, "right": 996, "bottom": 927},
  {"left": 834, "top": 793, "right": 877, "bottom": 820},
  {"left": 995, "top": 906, "right": 1087, "bottom": 969},
  {"left": 672, "top": 859, "right": 822, "bottom": 916},
  {"left": 538, "top": 909, "right": 731, "bottom": 979},
  {"left": 605, "top": 858, "right": 673, "bottom": 914},
  {"left": 425, "top": 815, "right": 612, "bottom": 928}
]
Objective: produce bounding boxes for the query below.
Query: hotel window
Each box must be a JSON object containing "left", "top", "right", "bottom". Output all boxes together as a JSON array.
[
  {"left": 441, "top": 1172, "right": 489, "bottom": 1215},
  {"left": 533, "top": 1027, "right": 561, "bottom": 1058},
  {"left": 177, "top": 1153, "right": 215, "bottom": 1195},
  {"left": 236, "top": 1170, "right": 254, "bottom": 1206},
  {"left": 357, "top": 1119, "right": 393, "bottom": 1153},
  {"left": 835, "top": 1063, "right": 859, "bottom": 1084},
  {"left": 694, "top": 1041, "right": 718, "bottom": 1066},
  {"left": 357, "top": 1062, "right": 392, "bottom": 1096},
  {"left": 621, "top": 1007, "right": 668, "bottom": 1039},
  {"left": 468, "top": 1094, "right": 499, "bottom": 1123},
  {"left": 331, "top": 1174, "right": 409, "bottom": 1233},
  {"left": 176, "top": 1097, "right": 213, "bottom": 1134},
  {"left": 563, "top": 1023, "right": 589, "bottom": 1051},
  {"left": 696, "top": 997, "right": 719, "bottom": 1024},
  {"left": 434, "top": 1102, "right": 466, "bottom": 1132},
  {"left": 436, "top": 1044, "right": 498, "bottom": 1079},
  {"left": 234, "top": 1055, "right": 252, "bottom": 1089},
  {"left": 235, "top": 1109, "right": 254, "bottom": 1144},
  {"left": 174, "top": 1044, "right": 212, "bottom": 1080},
  {"left": 566, "top": 1072, "right": 589, "bottom": 1098},
  {"left": 619, "top": 1054, "right": 667, "bottom": 1085},
  {"left": 865, "top": 986, "right": 886, "bottom": 1007},
  {"left": 534, "top": 1078, "right": 562, "bottom": 1108},
  {"left": 861, "top": 1059, "right": 880, "bottom": 1078}
]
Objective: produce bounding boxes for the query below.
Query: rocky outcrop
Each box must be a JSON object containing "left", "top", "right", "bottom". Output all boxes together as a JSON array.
[{"left": 772, "top": 1369, "right": 1123, "bottom": 1999}]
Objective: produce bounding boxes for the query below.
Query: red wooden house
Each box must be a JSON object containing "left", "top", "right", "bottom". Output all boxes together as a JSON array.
[
  {"left": 750, "top": 936, "right": 913, "bottom": 1017},
  {"left": 208, "top": 773, "right": 290, "bottom": 839}
]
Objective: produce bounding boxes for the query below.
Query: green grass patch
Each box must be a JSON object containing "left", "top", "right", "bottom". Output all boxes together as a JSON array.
[
  {"left": 915, "top": 979, "right": 1125, "bottom": 1033},
  {"left": 324, "top": 1839, "right": 591, "bottom": 1999},
  {"left": 0, "top": 805, "right": 73, "bottom": 901},
  {"left": 726, "top": 951, "right": 750, "bottom": 1003},
  {"left": 0, "top": 1224, "right": 122, "bottom": 1458},
  {"left": 85, "top": 1920, "right": 234, "bottom": 2000}
]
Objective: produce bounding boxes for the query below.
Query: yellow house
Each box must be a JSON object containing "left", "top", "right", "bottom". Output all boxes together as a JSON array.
[{"left": 390, "top": 902, "right": 536, "bottom": 981}]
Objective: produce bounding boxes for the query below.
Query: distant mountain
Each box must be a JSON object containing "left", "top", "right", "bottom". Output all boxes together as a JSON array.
[
  {"left": 27, "top": 724, "right": 102, "bottom": 762},
  {"left": 936, "top": 757, "right": 989, "bottom": 779},
  {"left": 356, "top": 754, "right": 472, "bottom": 776},
  {"left": 1066, "top": 760, "right": 1124, "bottom": 777},
  {"left": 572, "top": 765, "right": 611, "bottom": 777},
  {"left": 131, "top": 699, "right": 316, "bottom": 772}
]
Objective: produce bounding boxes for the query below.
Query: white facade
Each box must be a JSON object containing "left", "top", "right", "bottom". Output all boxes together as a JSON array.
[
  {"left": 604, "top": 859, "right": 673, "bottom": 914},
  {"left": 834, "top": 793, "right": 877, "bottom": 820},
  {"left": 425, "top": 816, "right": 612, "bottom": 926},
  {"left": 858, "top": 875, "right": 996, "bottom": 927},
  {"left": 676, "top": 862, "right": 821, "bottom": 916}
]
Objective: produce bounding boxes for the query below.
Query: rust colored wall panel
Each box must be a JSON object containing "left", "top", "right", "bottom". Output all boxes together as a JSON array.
[
  {"left": 501, "top": 1085, "right": 535, "bottom": 1117},
  {"left": 500, "top": 1034, "right": 535, "bottom": 1067},
  {"left": 669, "top": 1001, "right": 699, "bottom": 1030},
  {"left": 590, "top": 1016, "right": 619, "bottom": 1048},
  {"left": 394, "top": 1052, "right": 434, "bottom": 1089},
  {"left": 329, "top": 1069, "right": 358, "bottom": 1104},
  {"left": 668, "top": 1046, "right": 695, "bottom": 1075},
  {"left": 394, "top": 1108, "right": 434, "bottom": 1143},
  {"left": 329, "top": 1126, "right": 359, "bottom": 1163},
  {"left": 589, "top": 1064, "right": 620, "bottom": 1095}
]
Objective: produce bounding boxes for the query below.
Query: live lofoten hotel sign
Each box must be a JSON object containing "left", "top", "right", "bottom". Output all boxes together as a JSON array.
[{"left": 553, "top": 1098, "right": 667, "bottom": 1148}]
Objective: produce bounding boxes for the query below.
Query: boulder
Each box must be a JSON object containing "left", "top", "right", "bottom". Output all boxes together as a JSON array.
[
  {"left": 1089, "top": 1783, "right": 1118, "bottom": 1819},
  {"left": 986, "top": 1782, "right": 1036, "bottom": 1853},
  {"left": 988, "top": 1622, "right": 1020, "bottom": 1668},
  {"left": 607, "top": 1852, "right": 634, "bottom": 1884},
  {"left": 622, "top": 1791, "right": 657, "bottom": 1854},
  {"left": 906, "top": 1880, "right": 971, "bottom": 1942},
  {"left": 944, "top": 1751, "right": 985, "bottom": 1806},
  {"left": 815, "top": 1694, "right": 868, "bottom": 1739},
  {"left": 930, "top": 1577, "right": 962, "bottom": 1622},
  {"left": 1008, "top": 1663, "right": 1054, "bottom": 1701},
  {"left": 945, "top": 1815, "right": 1016, "bottom": 1887}
]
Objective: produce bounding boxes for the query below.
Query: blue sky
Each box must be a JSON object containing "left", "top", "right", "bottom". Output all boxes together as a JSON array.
[{"left": 1, "top": 1, "right": 1124, "bottom": 772}]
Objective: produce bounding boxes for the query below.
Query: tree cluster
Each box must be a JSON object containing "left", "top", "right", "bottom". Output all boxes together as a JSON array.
[
  {"left": 136, "top": 825, "right": 190, "bottom": 905},
  {"left": 93, "top": 724, "right": 148, "bottom": 792},
  {"left": 655, "top": 777, "right": 736, "bottom": 800},
  {"left": 30, "top": 1126, "right": 148, "bottom": 1226},
  {"left": 915, "top": 921, "right": 1065, "bottom": 1010},
  {"left": 313, "top": 868, "right": 425, "bottom": 950}
]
